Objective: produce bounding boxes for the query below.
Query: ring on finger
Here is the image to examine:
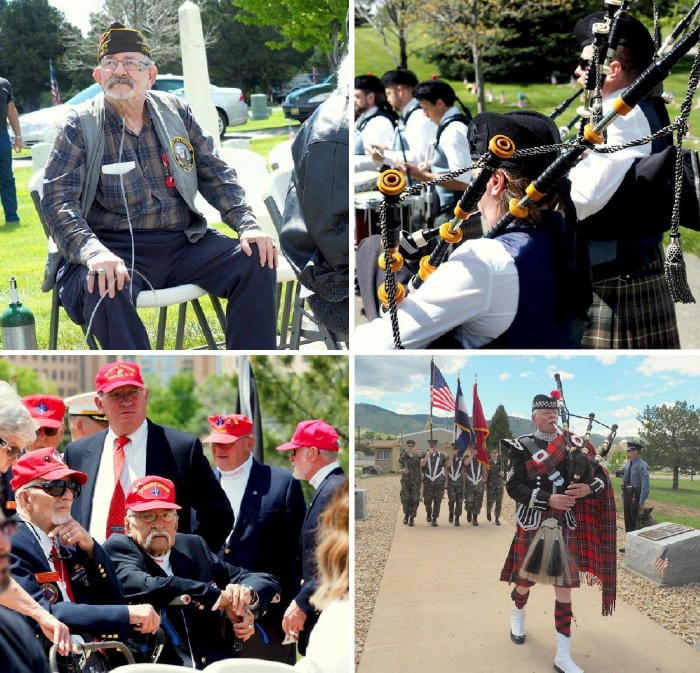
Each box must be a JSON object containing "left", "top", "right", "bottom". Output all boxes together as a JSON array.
[{"left": 97, "top": 268, "right": 106, "bottom": 276}]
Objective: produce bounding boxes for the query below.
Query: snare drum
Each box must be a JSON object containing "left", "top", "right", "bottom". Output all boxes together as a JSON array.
[{"left": 354, "top": 191, "right": 384, "bottom": 245}]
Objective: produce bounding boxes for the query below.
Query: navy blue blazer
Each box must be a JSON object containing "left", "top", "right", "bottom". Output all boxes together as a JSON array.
[
  {"left": 216, "top": 459, "right": 306, "bottom": 642},
  {"left": 10, "top": 521, "right": 131, "bottom": 640},
  {"left": 0, "top": 606, "right": 50, "bottom": 673},
  {"left": 64, "top": 419, "right": 233, "bottom": 552},
  {"left": 104, "top": 532, "right": 281, "bottom": 668}
]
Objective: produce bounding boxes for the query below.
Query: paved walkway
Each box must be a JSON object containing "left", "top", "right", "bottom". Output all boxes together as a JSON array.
[{"left": 357, "top": 509, "right": 699, "bottom": 673}]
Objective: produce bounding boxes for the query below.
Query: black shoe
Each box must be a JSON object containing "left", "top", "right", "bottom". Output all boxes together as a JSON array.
[
  {"left": 454, "top": 517, "right": 460, "bottom": 526},
  {"left": 487, "top": 511, "right": 492, "bottom": 521},
  {"left": 467, "top": 512, "right": 472, "bottom": 523},
  {"left": 472, "top": 516, "right": 478, "bottom": 526},
  {"left": 426, "top": 514, "right": 432, "bottom": 523},
  {"left": 408, "top": 517, "right": 414, "bottom": 527},
  {"left": 403, "top": 514, "right": 409, "bottom": 525},
  {"left": 431, "top": 518, "right": 438, "bottom": 527},
  {"left": 448, "top": 513, "right": 453, "bottom": 523},
  {"left": 495, "top": 517, "right": 500, "bottom": 525},
  {"left": 510, "top": 631, "right": 526, "bottom": 645}
]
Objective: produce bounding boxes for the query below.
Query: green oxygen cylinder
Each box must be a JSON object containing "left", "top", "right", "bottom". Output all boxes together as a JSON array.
[{"left": 1, "top": 277, "right": 38, "bottom": 349}]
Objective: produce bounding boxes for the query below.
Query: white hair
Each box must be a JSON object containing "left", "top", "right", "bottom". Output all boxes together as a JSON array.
[{"left": 0, "top": 381, "right": 38, "bottom": 444}]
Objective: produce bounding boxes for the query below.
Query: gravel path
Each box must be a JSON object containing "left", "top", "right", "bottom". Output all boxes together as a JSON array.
[{"left": 354, "top": 474, "right": 700, "bottom": 668}]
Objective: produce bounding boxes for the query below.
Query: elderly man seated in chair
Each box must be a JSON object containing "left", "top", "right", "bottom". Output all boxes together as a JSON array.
[{"left": 104, "top": 475, "right": 280, "bottom": 670}]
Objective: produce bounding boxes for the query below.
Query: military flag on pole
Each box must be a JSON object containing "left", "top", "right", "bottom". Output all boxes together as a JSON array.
[
  {"left": 50, "top": 60, "right": 61, "bottom": 105},
  {"left": 454, "top": 378, "right": 474, "bottom": 457},
  {"left": 472, "top": 382, "right": 490, "bottom": 468}
]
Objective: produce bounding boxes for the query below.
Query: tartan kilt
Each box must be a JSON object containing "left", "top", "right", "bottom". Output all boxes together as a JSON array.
[
  {"left": 500, "top": 524, "right": 581, "bottom": 588},
  {"left": 582, "top": 270, "right": 680, "bottom": 348}
]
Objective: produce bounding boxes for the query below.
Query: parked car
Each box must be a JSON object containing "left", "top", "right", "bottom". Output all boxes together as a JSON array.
[
  {"left": 17, "top": 74, "right": 248, "bottom": 145},
  {"left": 274, "top": 72, "right": 327, "bottom": 103},
  {"left": 281, "top": 74, "right": 336, "bottom": 123}
]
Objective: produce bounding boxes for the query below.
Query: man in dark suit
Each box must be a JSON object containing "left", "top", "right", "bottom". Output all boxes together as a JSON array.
[
  {"left": 104, "top": 475, "right": 281, "bottom": 670},
  {"left": 276, "top": 418, "right": 346, "bottom": 654},
  {"left": 204, "top": 413, "right": 306, "bottom": 664},
  {"left": 63, "top": 361, "right": 232, "bottom": 551},
  {"left": 9, "top": 448, "right": 160, "bottom": 643}
]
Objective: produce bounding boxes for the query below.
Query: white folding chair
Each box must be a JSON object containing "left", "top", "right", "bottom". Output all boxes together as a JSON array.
[{"left": 267, "top": 138, "right": 295, "bottom": 171}]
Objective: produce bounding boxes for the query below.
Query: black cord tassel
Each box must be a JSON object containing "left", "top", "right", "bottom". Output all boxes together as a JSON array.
[
  {"left": 524, "top": 535, "right": 544, "bottom": 574},
  {"left": 548, "top": 537, "right": 563, "bottom": 577}
]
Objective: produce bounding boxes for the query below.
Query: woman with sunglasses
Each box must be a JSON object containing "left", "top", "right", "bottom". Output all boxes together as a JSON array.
[
  {"left": 0, "top": 381, "right": 73, "bottom": 658},
  {"left": 21, "top": 394, "right": 66, "bottom": 451}
]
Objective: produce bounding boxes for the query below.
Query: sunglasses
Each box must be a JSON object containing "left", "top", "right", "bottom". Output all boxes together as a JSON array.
[
  {"left": 0, "top": 519, "right": 17, "bottom": 537},
  {"left": 0, "top": 437, "right": 23, "bottom": 457},
  {"left": 40, "top": 427, "right": 60, "bottom": 437},
  {"left": 26, "top": 480, "right": 82, "bottom": 498}
]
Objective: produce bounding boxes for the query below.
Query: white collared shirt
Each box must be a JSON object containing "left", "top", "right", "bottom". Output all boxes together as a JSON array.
[
  {"left": 218, "top": 454, "right": 253, "bottom": 519},
  {"left": 355, "top": 106, "right": 395, "bottom": 171},
  {"left": 90, "top": 419, "right": 149, "bottom": 543},
  {"left": 310, "top": 461, "right": 341, "bottom": 489}
]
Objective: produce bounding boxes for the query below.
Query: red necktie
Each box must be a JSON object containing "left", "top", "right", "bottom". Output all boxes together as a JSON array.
[
  {"left": 50, "top": 544, "right": 75, "bottom": 602},
  {"left": 105, "top": 436, "right": 129, "bottom": 538}
]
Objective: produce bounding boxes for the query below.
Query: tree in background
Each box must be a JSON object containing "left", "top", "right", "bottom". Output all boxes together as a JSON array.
[
  {"left": 146, "top": 371, "right": 201, "bottom": 435},
  {"left": 486, "top": 404, "right": 512, "bottom": 452},
  {"left": 231, "top": 0, "right": 347, "bottom": 70},
  {"left": 0, "top": 0, "right": 76, "bottom": 110},
  {"left": 638, "top": 401, "right": 700, "bottom": 490},
  {"left": 0, "top": 358, "right": 50, "bottom": 396},
  {"left": 355, "top": 0, "right": 423, "bottom": 69}
]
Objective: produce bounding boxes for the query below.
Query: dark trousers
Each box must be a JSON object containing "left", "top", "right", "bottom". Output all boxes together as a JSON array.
[
  {"left": 423, "top": 479, "right": 444, "bottom": 520},
  {"left": 57, "top": 229, "right": 276, "bottom": 349},
  {"left": 0, "top": 132, "right": 18, "bottom": 221},
  {"left": 622, "top": 490, "right": 641, "bottom": 532}
]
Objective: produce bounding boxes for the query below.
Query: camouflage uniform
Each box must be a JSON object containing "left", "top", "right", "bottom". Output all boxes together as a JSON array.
[
  {"left": 486, "top": 454, "right": 505, "bottom": 524},
  {"left": 399, "top": 448, "right": 422, "bottom": 525},
  {"left": 463, "top": 457, "right": 485, "bottom": 525},
  {"left": 422, "top": 450, "right": 447, "bottom": 526},
  {"left": 446, "top": 454, "right": 466, "bottom": 525}
]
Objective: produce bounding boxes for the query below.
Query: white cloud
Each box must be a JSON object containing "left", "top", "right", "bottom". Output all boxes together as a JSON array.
[
  {"left": 499, "top": 372, "right": 511, "bottom": 382},
  {"left": 519, "top": 371, "right": 534, "bottom": 378},
  {"left": 594, "top": 354, "right": 621, "bottom": 365},
  {"left": 545, "top": 366, "right": 575, "bottom": 380},
  {"left": 605, "top": 394, "right": 629, "bottom": 402},
  {"left": 636, "top": 355, "right": 700, "bottom": 377},
  {"left": 610, "top": 405, "right": 640, "bottom": 418},
  {"left": 395, "top": 402, "right": 425, "bottom": 415}
]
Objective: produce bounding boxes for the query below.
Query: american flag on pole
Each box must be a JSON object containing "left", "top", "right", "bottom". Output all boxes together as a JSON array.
[
  {"left": 50, "top": 60, "right": 61, "bottom": 105},
  {"left": 654, "top": 547, "right": 669, "bottom": 576},
  {"left": 454, "top": 379, "right": 474, "bottom": 457},
  {"left": 430, "top": 360, "right": 456, "bottom": 412}
]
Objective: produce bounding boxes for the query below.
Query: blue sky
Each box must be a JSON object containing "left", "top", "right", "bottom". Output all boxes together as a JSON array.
[
  {"left": 49, "top": 0, "right": 103, "bottom": 35},
  {"left": 354, "top": 353, "right": 700, "bottom": 437}
]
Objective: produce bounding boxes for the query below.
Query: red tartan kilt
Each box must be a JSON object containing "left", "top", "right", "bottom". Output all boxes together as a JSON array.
[{"left": 500, "top": 524, "right": 581, "bottom": 588}]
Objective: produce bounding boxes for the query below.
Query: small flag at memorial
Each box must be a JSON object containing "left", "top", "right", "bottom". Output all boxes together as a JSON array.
[{"left": 654, "top": 547, "right": 669, "bottom": 576}]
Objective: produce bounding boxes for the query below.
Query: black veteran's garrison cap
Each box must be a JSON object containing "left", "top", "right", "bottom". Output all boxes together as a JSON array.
[
  {"left": 355, "top": 74, "right": 385, "bottom": 95},
  {"left": 469, "top": 111, "right": 560, "bottom": 177},
  {"left": 574, "top": 12, "right": 654, "bottom": 68},
  {"left": 97, "top": 22, "right": 152, "bottom": 60},
  {"left": 381, "top": 69, "right": 418, "bottom": 88}
]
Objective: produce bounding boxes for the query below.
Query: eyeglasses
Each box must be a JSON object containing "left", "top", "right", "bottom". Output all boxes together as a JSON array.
[
  {"left": 578, "top": 57, "right": 591, "bottom": 70},
  {"left": 0, "top": 519, "right": 17, "bottom": 537},
  {"left": 40, "top": 427, "right": 60, "bottom": 437},
  {"left": 101, "top": 389, "right": 143, "bottom": 403},
  {"left": 128, "top": 510, "right": 178, "bottom": 524},
  {"left": 101, "top": 58, "right": 152, "bottom": 73},
  {"left": 0, "top": 437, "right": 23, "bottom": 458},
  {"left": 26, "top": 480, "right": 82, "bottom": 498}
]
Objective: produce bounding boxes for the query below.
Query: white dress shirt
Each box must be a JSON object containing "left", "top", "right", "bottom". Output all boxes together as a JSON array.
[
  {"left": 310, "top": 461, "right": 341, "bottom": 489},
  {"left": 218, "top": 454, "right": 253, "bottom": 519},
  {"left": 383, "top": 98, "right": 437, "bottom": 166},
  {"left": 569, "top": 92, "right": 653, "bottom": 220},
  {"left": 354, "top": 238, "right": 519, "bottom": 350},
  {"left": 90, "top": 420, "right": 149, "bottom": 543},
  {"left": 355, "top": 106, "right": 395, "bottom": 171},
  {"left": 427, "top": 106, "right": 472, "bottom": 188}
]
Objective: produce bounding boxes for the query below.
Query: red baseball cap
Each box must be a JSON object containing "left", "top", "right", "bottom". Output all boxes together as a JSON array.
[
  {"left": 22, "top": 395, "right": 66, "bottom": 429},
  {"left": 95, "top": 361, "right": 145, "bottom": 394},
  {"left": 10, "top": 448, "right": 88, "bottom": 491},
  {"left": 125, "top": 476, "right": 182, "bottom": 512},
  {"left": 276, "top": 419, "right": 339, "bottom": 452},
  {"left": 203, "top": 414, "right": 254, "bottom": 444}
]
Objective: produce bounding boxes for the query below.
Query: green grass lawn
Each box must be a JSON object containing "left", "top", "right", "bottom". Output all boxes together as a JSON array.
[{"left": 0, "top": 116, "right": 297, "bottom": 350}]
